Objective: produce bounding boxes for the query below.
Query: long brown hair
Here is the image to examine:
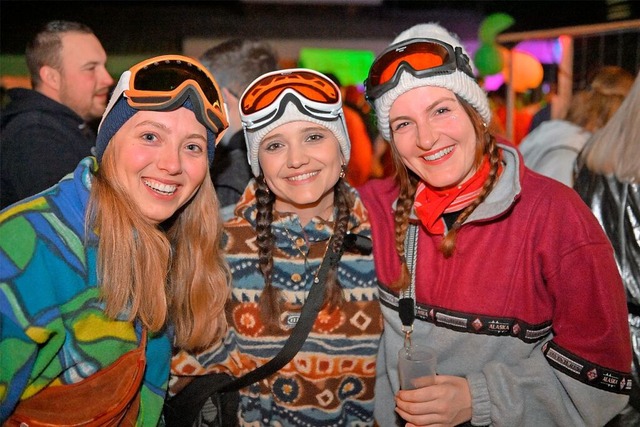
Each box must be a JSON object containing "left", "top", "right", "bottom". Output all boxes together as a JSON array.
[
  {"left": 388, "top": 96, "right": 501, "bottom": 289},
  {"left": 254, "top": 176, "right": 353, "bottom": 326},
  {"left": 87, "top": 145, "right": 230, "bottom": 352}
]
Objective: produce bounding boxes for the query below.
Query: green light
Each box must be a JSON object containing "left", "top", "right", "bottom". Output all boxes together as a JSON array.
[{"left": 298, "top": 48, "right": 375, "bottom": 87}]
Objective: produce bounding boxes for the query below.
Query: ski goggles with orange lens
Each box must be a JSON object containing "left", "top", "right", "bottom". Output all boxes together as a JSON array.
[
  {"left": 122, "top": 55, "right": 228, "bottom": 137},
  {"left": 365, "top": 38, "right": 474, "bottom": 103},
  {"left": 240, "top": 68, "right": 343, "bottom": 131}
]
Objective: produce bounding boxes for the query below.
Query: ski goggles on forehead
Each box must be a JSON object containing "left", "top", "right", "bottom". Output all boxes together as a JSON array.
[
  {"left": 118, "top": 54, "right": 228, "bottom": 137},
  {"left": 365, "top": 38, "right": 475, "bottom": 103},
  {"left": 240, "top": 68, "right": 342, "bottom": 131}
]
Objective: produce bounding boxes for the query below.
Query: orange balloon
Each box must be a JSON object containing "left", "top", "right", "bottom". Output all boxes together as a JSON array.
[{"left": 501, "top": 48, "right": 544, "bottom": 92}]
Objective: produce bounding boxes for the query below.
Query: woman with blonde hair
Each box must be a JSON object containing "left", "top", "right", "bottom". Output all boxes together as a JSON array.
[
  {"left": 574, "top": 71, "right": 640, "bottom": 426},
  {"left": 519, "top": 65, "right": 634, "bottom": 186},
  {"left": 0, "top": 55, "right": 230, "bottom": 425}
]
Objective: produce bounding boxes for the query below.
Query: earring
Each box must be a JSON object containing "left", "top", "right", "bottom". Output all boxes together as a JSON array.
[
  {"left": 339, "top": 164, "right": 346, "bottom": 179},
  {"left": 260, "top": 176, "right": 270, "bottom": 194}
]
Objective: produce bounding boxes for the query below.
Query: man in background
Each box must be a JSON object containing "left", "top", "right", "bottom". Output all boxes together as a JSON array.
[
  {"left": 324, "top": 73, "right": 374, "bottom": 187},
  {"left": 199, "top": 38, "right": 278, "bottom": 219},
  {"left": 1, "top": 20, "right": 113, "bottom": 208}
]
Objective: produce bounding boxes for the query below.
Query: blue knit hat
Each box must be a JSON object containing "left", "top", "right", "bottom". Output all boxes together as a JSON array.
[{"left": 95, "top": 69, "right": 219, "bottom": 164}]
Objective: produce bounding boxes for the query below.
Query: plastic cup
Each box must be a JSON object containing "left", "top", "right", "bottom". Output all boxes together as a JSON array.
[{"left": 398, "top": 345, "right": 437, "bottom": 390}]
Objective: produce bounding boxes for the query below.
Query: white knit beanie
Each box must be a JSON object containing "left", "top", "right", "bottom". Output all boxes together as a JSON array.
[
  {"left": 374, "top": 23, "right": 491, "bottom": 141},
  {"left": 244, "top": 102, "right": 351, "bottom": 177}
]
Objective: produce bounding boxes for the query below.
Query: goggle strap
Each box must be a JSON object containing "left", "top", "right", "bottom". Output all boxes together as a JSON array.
[{"left": 454, "top": 47, "right": 474, "bottom": 78}]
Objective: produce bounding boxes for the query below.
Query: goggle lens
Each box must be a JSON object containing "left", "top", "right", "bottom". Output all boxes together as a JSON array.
[
  {"left": 241, "top": 71, "right": 340, "bottom": 116},
  {"left": 365, "top": 39, "right": 472, "bottom": 103},
  {"left": 376, "top": 51, "right": 447, "bottom": 87},
  {"left": 132, "top": 60, "right": 221, "bottom": 107}
]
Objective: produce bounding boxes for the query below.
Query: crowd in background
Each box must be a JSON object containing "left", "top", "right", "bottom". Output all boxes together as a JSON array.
[{"left": 1, "top": 17, "right": 639, "bottom": 427}]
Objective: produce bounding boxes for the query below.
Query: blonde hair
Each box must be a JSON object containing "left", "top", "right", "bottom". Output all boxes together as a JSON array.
[
  {"left": 87, "top": 145, "right": 230, "bottom": 351},
  {"left": 579, "top": 71, "right": 640, "bottom": 182},
  {"left": 388, "top": 96, "right": 501, "bottom": 289}
]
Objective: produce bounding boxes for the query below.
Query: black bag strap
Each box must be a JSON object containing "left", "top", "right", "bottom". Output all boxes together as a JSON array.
[
  {"left": 164, "top": 235, "right": 344, "bottom": 424},
  {"left": 220, "top": 236, "right": 343, "bottom": 392}
]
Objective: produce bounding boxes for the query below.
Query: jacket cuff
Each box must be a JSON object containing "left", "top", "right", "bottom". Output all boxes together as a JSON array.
[{"left": 467, "top": 372, "right": 491, "bottom": 426}]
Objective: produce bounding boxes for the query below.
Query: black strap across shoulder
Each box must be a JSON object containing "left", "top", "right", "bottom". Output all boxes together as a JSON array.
[
  {"left": 163, "top": 235, "right": 344, "bottom": 425},
  {"left": 220, "top": 237, "right": 343, "bottom": 392}
]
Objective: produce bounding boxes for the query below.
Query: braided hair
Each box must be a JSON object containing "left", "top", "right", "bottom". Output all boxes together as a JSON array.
[{"left": 254, "top": 176, "right": 354, "bottom": 325}]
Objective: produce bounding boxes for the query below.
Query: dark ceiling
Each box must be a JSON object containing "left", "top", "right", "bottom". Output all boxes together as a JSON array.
[{"left": 1, "top": 1, "right": 638, "bottom": 55}]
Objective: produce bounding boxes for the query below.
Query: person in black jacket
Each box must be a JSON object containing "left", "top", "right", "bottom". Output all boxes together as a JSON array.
[
  {"left": 574, "top": 71, "right": 640, "bottom": 427},
  {"left": 198, "top": 38, "right": 278, "bottom": 220},
  {"left": 1, "top": 20, "right": 113, "bottom": 208}
]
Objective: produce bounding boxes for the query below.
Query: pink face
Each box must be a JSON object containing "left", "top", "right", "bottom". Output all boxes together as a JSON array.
[
  {"left": 109, "top": 107, "right": 209, "bottom": 224},
  {"left": 389, "top": 86, "right": 479, "bottom": 189},
  {"left": 57, "top": 32, "right": 114, "bottom": 121},
  {"left": 258, "top": 121, "right": 344, "bottom": 223}
]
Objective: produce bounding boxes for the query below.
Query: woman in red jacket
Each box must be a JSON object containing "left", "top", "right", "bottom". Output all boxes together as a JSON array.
[{"left": 359, "top": 22, "right": 632, "bottom": 427}]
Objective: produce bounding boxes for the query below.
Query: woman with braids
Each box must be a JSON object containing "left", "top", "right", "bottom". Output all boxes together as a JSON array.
[
  {"left": 358, "top": 23, "right": 632, "bottom": 427},
  {"left": 170, "top": 68, "right": 383, "bottom": 425}
]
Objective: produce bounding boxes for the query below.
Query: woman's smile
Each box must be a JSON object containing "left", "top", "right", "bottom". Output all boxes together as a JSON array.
[{"left": 423, "top": 145, "right": 455, "bottom": 162}]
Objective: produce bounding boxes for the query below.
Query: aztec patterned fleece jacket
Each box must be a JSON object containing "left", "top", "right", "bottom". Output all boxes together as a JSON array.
[
  {"left": 0, "top": 157, "right": 171, "bottom": 425},
  {"left": 172, "top": 180, "right": 383, "bottom": 426},
  {"left": 358, "top": 143, "right": 632, "bottom": 427}
]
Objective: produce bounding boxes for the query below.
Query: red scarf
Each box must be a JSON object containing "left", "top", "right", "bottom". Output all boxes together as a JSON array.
[{"left": 413, "top": 155, "right": 496, "bottom": 235}]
